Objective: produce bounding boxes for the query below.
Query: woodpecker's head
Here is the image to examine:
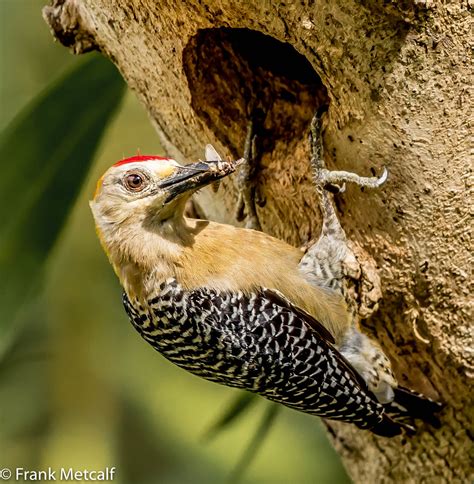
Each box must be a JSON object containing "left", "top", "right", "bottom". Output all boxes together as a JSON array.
[{"left": 90, "top": 145, "right": 243, "bottom": 262}]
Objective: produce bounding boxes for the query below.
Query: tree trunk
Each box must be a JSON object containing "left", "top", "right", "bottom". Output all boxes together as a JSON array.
[{"left": 43, "top": 1, "right": 472, "bottom": 481}]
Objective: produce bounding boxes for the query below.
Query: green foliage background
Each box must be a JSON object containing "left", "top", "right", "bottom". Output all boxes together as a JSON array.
[{"left": 0, "top": 1, "right": 350, "bottom": 482}]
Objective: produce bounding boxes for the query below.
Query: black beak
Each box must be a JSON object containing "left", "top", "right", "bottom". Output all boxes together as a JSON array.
[{"left": 160, "top": 159, "right": 243, "bottom": 202}]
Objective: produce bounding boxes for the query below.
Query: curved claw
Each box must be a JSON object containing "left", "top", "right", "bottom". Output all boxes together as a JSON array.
[
  {"left": 376, "top": 167, "right": 389, "bottom": 187},
  {"left": 325, "top": 182, "right": 346, "bottom": 194}
]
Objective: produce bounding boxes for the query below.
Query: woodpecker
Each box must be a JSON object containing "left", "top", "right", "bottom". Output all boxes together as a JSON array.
[{"left": 90, "top": 117, "right": 441, "bottom": 437}]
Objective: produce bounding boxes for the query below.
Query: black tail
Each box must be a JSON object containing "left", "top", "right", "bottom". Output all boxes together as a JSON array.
[
  {"left": 387, "top": 386, "right": 443, "bottom": 428},
  {"left": 370, "top": 386, "right": 443, "bottom": 437},
  {"left": 369, "top": 414, "right": 405, "bottom": 437}
]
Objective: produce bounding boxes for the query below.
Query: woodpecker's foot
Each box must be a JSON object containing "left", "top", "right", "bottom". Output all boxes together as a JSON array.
[
  {"left": 234, "top": 118, "right": 263, "bottom": 231},
  {"left": 339, "top": 328, "right": 397, "bottom": 404},
  {"left": 316, "top": 167, "right": 388, "bottom": 194},
  {"left": 309, "top": 110, "right": 388, "bottom": 193},
  {"left": 300, "top": 109, "right": 384, "bottom": 318},
  {"left": 300, "top": 108, "right": 350, "bottom": 293}
]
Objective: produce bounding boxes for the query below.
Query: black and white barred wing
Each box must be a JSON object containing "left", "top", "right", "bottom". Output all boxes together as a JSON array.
[
  {"left": 124, "top": 281, "right": 389, "bottom": 432},
  {"left": 183, "top": 286, "right": 385, "bottom": 430}
]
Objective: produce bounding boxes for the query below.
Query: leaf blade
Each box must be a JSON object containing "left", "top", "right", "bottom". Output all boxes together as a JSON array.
[
  {"left": 0, "top": 54, "right": 125, "bottom": 339},
  {"left": 229, "top": 403, "right": 279, "bottom": 483},
  {"left": 203, "top": 391, "right": 257, "bottom": 442}
]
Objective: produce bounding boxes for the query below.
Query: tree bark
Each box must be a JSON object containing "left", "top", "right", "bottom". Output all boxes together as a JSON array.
[{"left": 43, "top": 0, "right": 472, "bottom": 481}]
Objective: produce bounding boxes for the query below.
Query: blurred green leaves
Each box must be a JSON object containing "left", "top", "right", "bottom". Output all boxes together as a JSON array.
[
  {"left": 0, "top": 54, "right": 125, "bottom": 352},
  {"left": 230, "top": 403, "right": 279, "bottom": 483},
  {"left": 203, "top": 392, "right": 257, "bottom": 442},
  {"left": 204, "top": 392, "right": 280, "bottom": 482}
]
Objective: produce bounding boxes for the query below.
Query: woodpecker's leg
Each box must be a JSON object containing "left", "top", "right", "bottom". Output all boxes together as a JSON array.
[
  {"left": 234, "top": 118, "right": 262, "bottom": 231},
  {"left": 300, "top": 109, "right": 388, "bottom": 294},
  {"left": 300, "top": 111, "right": 355, "bottom": 293},
  {"left": 299, "top": 109, "right": 396, "bottom": 403}
]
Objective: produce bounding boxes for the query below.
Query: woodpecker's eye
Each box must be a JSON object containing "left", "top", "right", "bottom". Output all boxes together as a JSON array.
[{"left": 124, "top": 173, "right": 145, "bottom": 192}]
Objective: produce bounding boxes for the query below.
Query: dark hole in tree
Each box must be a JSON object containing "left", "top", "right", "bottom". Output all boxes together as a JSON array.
[{"left": 183, "top": 28, "right": 328, "bottom": 158}]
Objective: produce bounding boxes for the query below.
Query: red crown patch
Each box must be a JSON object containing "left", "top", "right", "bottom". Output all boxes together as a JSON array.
[{"left": 113, "top": 155, "right": 169, "bottom": 167}]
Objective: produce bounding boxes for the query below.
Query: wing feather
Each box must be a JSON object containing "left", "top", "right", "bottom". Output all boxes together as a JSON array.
[{"left": 259, "top": 288, "right": 373, "bottom": 393}]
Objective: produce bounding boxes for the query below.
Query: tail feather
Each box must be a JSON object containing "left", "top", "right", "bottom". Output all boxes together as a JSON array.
[
  {"left": 369, "top": 386, "right": 443, "bottom": 437},
  {"left": 384, "top": 386, "right": 444, "bottom": 429},
  {"left": 369, "top": 414, "right": 405, "bottom": 437}
]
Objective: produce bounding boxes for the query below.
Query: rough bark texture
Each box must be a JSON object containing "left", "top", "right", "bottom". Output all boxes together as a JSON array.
[{"left": 43, "top": 1, "right": 472, "bottom": 481}]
